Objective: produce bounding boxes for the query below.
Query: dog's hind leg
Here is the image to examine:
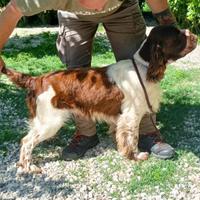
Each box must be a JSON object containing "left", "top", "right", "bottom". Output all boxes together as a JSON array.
[
  {"left": 17, "top": 116, "right": 67, "bottom": 173},
  {"left": 116, "top": 109, "right": 149, "bottom": 161},
  {"left": 17, "top": 87, "right": 70, "bottom": 173}
]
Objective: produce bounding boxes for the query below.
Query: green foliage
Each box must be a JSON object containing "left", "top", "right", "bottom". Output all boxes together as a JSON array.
[
  {"left": 0, "top": 0, "right": 9, "bottom": 7},
  {"left": 17, "top": 11, "right": 58, "bottom": 27},
  {"left": 130, "top": 160, "right": 177, "bottom": 193},
  {"left": 139, "top": 0, "right": 199, "bottom": 33},
  {"left": 158, "top": 67, "right": 200, "bottom": 148},
  {"left": 0, "top": 0, "right": 57, "bottom": 26},
  {"left": 169, "top": 0, "right": 200, "bottom": 33},
  {"left": 139, "top": 0, "right": 146, "bottom": 10}
]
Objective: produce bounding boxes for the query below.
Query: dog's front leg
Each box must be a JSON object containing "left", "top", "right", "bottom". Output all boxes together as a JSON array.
[
  {"left": 116, "top": 110, "right": 149, "bottom": 161},
  {"left": 108, "top": 122, "right": 117, "bottom": 143}
]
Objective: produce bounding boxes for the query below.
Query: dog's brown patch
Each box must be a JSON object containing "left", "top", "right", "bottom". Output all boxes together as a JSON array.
[{"left": 49, "top": 68, "right": 124, "bottom": 117}]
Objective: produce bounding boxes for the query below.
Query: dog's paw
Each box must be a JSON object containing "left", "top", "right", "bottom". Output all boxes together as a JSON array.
[
  {"left": 29, "top": 164, "right": 43, "bottom": 174},
  {"left": 134, "top": 152, "right": 149, "bottom": 161},
  {"left": 16, "top": 162, "right": 43, "bottom": 175}
]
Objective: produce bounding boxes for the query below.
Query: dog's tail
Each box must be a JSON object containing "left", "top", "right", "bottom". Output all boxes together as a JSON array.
[{"left": 0, "top": 61, "right": 35, "bottom": 90}]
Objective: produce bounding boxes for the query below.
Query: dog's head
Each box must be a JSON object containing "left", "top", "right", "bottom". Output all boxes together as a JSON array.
[{"left": 139, "top": 25, "right": 198, "bottom": 82}]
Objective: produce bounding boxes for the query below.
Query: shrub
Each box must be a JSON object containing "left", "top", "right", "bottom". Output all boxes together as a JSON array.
[
  {"left": 0, "top": 0, "right": 9, "bottom": 7},
  {"left": 0, "top": 0, "right": 57, "bottom": 26},
  {"left": 17, "top": 11, "right": 58, "bottom": 27},
  {"left": 139, "top": 0, "right": 199, "bottom": 33},
  {"left": 169, "top": 0, "right": 200, "bottom": 33}
]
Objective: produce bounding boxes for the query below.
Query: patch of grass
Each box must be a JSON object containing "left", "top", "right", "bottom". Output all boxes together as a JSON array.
[
  {"left": 92, "top": 33, "right": 115, "bottom": 66},
  {"left": 128, "top": 67, "right": 200, "bottom": 196},
  {"left": 158, "top": 67, "right": 200, "bottom": 148},
  {"left": 3, "top": 33, "right": 64, "bottom": 75},
  {"left": 142, "top": 2, "right": 151, "bottom": 12},
  {"left": 0, "top": 76, "right": 28, "bottom": 144},
  {"left": 130, "top": 160, "right": 177, "bottom": 194}
]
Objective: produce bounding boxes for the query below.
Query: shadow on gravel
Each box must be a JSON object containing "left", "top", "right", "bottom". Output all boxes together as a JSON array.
[
  {"left": 1, "top": 170, "right": 73, "bottom": 199},
  {"left": 158, "top": 100, "right": 200, "bottom": 158}
]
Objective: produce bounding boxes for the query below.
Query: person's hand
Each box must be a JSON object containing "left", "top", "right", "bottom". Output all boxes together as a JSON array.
[{"left": 0, "top": 0, "right": 23, "bottom": 50}]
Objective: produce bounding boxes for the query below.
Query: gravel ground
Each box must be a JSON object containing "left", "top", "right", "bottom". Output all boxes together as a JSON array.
[
  {"left": 173, "top": 45, "right": 200, "bottom": 69},
  {"left": 1, "top": 136, "right": 200, "bottom": 200},
  {"left": 1, "top": 26, "right": 200, "bottom": 200}
]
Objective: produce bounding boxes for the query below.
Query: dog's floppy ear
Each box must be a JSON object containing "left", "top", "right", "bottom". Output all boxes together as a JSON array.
[{"left": 146, "top": 43, "right": 167, "bottom": 82}]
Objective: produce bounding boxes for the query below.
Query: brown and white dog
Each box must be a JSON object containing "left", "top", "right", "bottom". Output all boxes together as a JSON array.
[{"left": 0, "top": 25, "right": 197, "bottom": 173}]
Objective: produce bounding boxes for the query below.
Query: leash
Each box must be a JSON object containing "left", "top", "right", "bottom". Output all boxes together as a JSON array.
[{"left": 131, "top": 58, "right": 162, "bottom": 140}]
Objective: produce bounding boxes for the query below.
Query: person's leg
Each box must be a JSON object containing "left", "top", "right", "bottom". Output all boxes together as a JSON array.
[
  {"left": 102, "top": 1, "right": 174, "bottom": 159},
  {"left": 139, "top": 114, "right": 174, "bottom": 159},
  {"left": 103, "top": 1, "right": 146, "bottom": 61},
  {"left": 57, "top": 11, "right": 98, "bottom": 68},
  {"left": 103, "top": 1, "right": 153, "bottom": 137},
  {"left": 57, "top": 11, "right": 99, "bottom": 160}
]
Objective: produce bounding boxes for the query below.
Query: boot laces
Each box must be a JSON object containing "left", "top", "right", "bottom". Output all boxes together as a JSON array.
[{"left": 69, "top": 134, "right": 85, "bottom": 148}]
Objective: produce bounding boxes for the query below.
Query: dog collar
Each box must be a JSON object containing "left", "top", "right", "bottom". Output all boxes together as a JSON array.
[{"left": 133, "top": 39, "right": 149, "bottom": 68}]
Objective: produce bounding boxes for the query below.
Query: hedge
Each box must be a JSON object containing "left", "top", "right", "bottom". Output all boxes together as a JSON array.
[
  {"left": 0, "top": 0, "right": 57, "bottom": 26},
  {"left": 141, "top": 0, "right": 200, "bottom": 33},
  {"left": 169, "top": 0, "right": 200, "bottom": 33}
]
